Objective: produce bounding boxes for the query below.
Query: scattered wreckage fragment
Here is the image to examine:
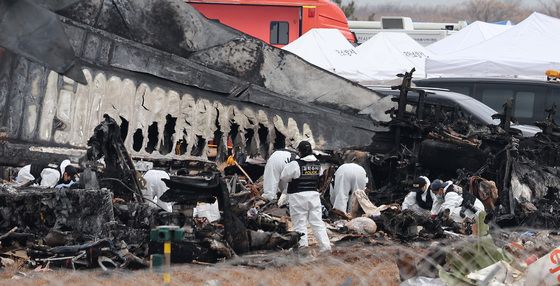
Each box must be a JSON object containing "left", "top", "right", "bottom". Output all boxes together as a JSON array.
[
  {"left": 0, "top": 0, "right": 385, "bottom": 271},
  {"left": 0, "top": 115, "right": 303, "bottom": 272},
  {"left": 365, "top": 69, "right": 560, "bottom": 230},
  {"left": 1, "top": 1, "right": 560, "bottom": 282}
]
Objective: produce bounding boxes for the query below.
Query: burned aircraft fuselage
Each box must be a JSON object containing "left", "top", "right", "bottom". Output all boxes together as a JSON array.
[{"left": 0, "top": 0, "right": 384, "bottom": 169}]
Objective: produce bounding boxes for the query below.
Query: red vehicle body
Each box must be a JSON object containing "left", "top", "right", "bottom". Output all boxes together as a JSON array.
[{"left": 186, "top": 0, "right": 355, "bottom": 47}]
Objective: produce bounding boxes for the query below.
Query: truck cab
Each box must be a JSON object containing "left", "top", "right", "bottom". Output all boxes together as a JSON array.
[{"left": 186, "top": 0, "right": 355, "bottom": 47}]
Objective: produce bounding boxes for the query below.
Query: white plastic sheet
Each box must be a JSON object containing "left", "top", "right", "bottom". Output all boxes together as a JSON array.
[
  {"left": 400, "top": 276, "right": 446, "bottom": 286},
  {"left": 194, "top": 201, "right": 221, "bottom": 223}
]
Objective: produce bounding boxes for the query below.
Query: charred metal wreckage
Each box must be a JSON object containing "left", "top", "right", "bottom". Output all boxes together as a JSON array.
[
  {"left": 0, "top": 0, "right": 384, "bottom": 270},
  {"left": 366, "top": 69, "right": 560, "bottom": 232},
  {"left": 0, "top": 0, "right": 560, "bottom": 275}
]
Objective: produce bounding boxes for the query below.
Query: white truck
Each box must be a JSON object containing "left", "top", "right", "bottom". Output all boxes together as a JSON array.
[{"left": 349, "top": 17, "right": 467, "bottom": 46}]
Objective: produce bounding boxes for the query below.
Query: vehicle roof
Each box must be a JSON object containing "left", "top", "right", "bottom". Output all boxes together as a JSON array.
[
  {"left": 371, "top": 87, "right": 475, "bottom": 101},
  {"left": 415, "top": 77, "right": 560, "bottom": 88},
  {"left": 370, "top": 87, "right": 499, "bottom": 125}
]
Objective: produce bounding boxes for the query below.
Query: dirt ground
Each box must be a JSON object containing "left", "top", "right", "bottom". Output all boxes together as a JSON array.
[{"left": 0, "top": 244, "right": 401, "bottom": 286}]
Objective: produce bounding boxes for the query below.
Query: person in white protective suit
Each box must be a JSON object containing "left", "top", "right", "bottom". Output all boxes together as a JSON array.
[
  {"left": 279, "top": 141, "right": 331, "bottom": 252},
  {"left": 16, "top": 159, "right": 75, "bottom": 188},
  {"left": 429, "top": 179, "right": 447, "bottom": 217},
  {"left": 262, "top": 149, "right": 295, "bottom": 201},
  {"left": 401, "top": 176, "right": 435, "bottom": 216},
  {"left": 433, "top": 181, "right": 485, "bottom": 223},
  {"left": 329, "top": 163, "right": 368, "bottom": 213},
  {"left": 54, "top": 164, "right": 79, "bottom": 189},
  {"left": 142, "top": 170, "right": 172, "bottom": 212}
]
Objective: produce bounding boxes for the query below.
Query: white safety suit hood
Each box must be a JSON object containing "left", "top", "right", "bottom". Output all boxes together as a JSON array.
[
  {"left": 59, "top": 160, "right": 71, "bottom": 176},
  {"left": 16, "top": 165, "right": 34, "bottom": 184},
  {"left": 40, "top": 168, "right": 61, "bottom": 188}
]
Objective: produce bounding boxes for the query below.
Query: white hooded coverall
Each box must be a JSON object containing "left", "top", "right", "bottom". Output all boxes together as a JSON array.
[
  {"left": 143, "top": 170, "right": 172, "bottom": 212},
  {"left": 330, "top": 163, "right": 368, "bottom": 213},
  {"left": 280, "top": 155, "right": 331, "bottom": 252},
  {"left": 401, "top": 176, "right": 434, "bottom": 216},
  {"left": 16, "top": 159, "right": 71, "bottom": 188},
  {"left": 402, "top": 190, "right": 438, "bottom": 216},
  {"left": 262, "top": 150, "right": 293, "bottom": 201},
  {"left": 440, "top": 191, "right": 485, "bottom": 223},
  {"left": 430, "top": 180, "right": 453, "bottom": 216}
]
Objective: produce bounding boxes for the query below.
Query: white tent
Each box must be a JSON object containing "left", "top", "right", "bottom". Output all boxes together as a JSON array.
[
  {"left": 356, "top": 32, "right": 433, "bottom": 80},
  {"left": 426, "top": 13, "right": 560, "bottom": 79},
  {"left": 427, "top": 21, "right": 511, "bottom": 55},
  {"left": 282, "top": 29, "right": 374, "bottom": 82}
]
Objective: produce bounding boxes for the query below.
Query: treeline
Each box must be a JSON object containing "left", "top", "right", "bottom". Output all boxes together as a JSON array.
[{"left": 338, "top": 0, "right": 560, "bottom": 23}]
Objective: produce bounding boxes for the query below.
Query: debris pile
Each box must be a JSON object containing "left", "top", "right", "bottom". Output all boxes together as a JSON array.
[{"left": 1, "top": 1, "right": 560, "bottom": 284}]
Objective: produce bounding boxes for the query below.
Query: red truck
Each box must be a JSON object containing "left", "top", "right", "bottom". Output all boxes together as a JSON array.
[{"left": 186, "top": 0, "right": 355, "bottom": 47}]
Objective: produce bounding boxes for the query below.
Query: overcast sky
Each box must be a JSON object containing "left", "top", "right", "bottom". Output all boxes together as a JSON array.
[{"left": 346, "top": 0, "right": 539, "bottom": 7}]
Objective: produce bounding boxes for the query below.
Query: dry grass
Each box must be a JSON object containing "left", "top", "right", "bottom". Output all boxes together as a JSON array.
[{"left": 0, "top": 244, "right": 400, "bottom": 286}]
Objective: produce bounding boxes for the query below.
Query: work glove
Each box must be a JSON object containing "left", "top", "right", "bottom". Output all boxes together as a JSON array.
[{"left": 277, "top": 193, "right": 288, "bottom": 207}]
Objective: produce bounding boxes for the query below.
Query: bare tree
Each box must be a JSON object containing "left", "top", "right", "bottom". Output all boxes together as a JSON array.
[
  {"left": 464, "top": 0, "right": 522, "bottom": 22},
  {"left": 539, "top": 0, "right": 560, "bottom": 17},
  {"left": 332, "top": 0, "right": 356, "bottom": 19},
  {"left": 351, "top": 2, "right": 531, "bottom": 23}
]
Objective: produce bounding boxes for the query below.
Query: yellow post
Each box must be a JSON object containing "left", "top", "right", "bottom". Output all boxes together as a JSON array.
[{"left": 163, "top": 241, "right": 171, "bottom": 286}]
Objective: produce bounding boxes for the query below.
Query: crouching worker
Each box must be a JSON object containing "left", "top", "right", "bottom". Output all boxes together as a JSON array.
[
  {"left": 142, "top": 170, "right": 172, "bottom": 212},
  {"left": 280, "top": 141, "right": 331, "bottom": 253},
  {"left": 433, "top": 181, "right": 485, "bottom": 228},
  {"left": 16, "top": 159, "right": 77, "bottom": 188},
  {"left": 330, "top": 162, "right": 368, "bottom": 214},
  {"left": 401, "top": 176, "right": 434, "bottom": 217},
  {"left": 54, "top": 164, "right": 79, "bottom": 189}
]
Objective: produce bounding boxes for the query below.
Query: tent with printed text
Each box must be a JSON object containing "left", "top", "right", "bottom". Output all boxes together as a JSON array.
[
  {"left": 356, "top": 32, "right": 433, "bottom": 79},
  {"left": 282, "top": 28, "right": 376, "bottom": 82}
]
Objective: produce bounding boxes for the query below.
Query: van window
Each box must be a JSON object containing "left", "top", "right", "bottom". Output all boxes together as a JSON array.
[
  {"left": 481, "top": 88, "right": 514, "bottom": 112},
  {"left": 448, "top": 86, "right": 472, "bottom": 97},
  {"left": 515, "top": 92, "right": 535, "bottom": 119},
  {"left": 547, "top": 88, "right": 560, "bottom": 121},
  {"left": 270, "top": 21, "right": 289, "bottom": 45}
]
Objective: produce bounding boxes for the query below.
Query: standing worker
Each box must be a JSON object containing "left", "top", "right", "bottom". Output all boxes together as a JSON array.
[
  {"left": 262, "top": 149, "right": 295, "bottom": 201},
  {"left": 330, "top": 163, "right": 368, "bottom": 214},
  {"left": 279, "top": 141, "right": 331, "bottom": 253},
  {"left": 401, "top": 176, "right": 433, "bottom": 216}
]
